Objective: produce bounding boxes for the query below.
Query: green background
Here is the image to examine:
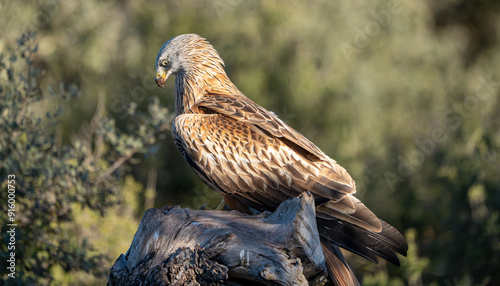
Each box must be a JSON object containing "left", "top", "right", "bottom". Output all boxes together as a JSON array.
[{"left": 1, "top": 0, "right": 499, "bottom": 285}]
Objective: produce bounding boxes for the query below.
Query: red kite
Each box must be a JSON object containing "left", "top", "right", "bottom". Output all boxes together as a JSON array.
[{"left": 155, "top": 34, "right": 407, "bottom": 285}]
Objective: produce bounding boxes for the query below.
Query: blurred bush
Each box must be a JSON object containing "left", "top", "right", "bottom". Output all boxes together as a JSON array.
[
  {"left": 1, "top": 0, "right": 499, "bottom": 285},
  {"left": 0, "top": 31, "right": 171, "bottom": 284}
]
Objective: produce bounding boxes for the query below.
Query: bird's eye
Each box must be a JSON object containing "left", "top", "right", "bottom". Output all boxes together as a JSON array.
[{"left": 161, "top": 60, "right": 169, "bottom": 67}]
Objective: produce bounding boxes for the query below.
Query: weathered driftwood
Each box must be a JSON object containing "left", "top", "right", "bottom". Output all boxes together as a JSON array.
[{"left": 108, "top": 192, "right": 328, "bottom": 285}]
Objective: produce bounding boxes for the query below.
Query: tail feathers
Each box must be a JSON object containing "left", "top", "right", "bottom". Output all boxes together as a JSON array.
[
  {"left": 369, "top": 219, "right": 408, "bottom": 256},
  {"left": 317, "top": 217, "right": 407, "bottom": 266},
  {"left": 322, "top": 243, "right": 360, "bottom": 286}
]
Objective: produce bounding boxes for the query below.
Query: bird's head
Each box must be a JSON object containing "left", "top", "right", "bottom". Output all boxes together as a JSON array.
[{"left": 155, "top": 33, "right": 224, "bottom": 88}]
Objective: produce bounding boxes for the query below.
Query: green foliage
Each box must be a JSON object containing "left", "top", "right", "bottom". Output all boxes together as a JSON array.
[
  {"left": 1, "top": 0, "right": 500, "bottom": 285},
  {"left": 0, "top": 32, "right": 172, "bottom": 284}
]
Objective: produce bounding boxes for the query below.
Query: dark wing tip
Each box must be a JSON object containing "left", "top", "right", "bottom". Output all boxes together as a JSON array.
[{"left": 318, "top": 217, "right": 408, "bottom": 266}]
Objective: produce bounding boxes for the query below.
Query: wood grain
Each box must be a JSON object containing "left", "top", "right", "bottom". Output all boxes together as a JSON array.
[{"left": 108, "top": 192, "right": 328, "bottom": 285}]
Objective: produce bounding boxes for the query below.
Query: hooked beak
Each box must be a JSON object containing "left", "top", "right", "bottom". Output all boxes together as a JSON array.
[{"left": 155, "top": 69, "right": 171, "bottom": 88}]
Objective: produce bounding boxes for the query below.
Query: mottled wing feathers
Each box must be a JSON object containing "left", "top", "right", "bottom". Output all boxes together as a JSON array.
[
  {"left": 173, "top": 112, "right": 356, "bottom": 207},
  {"left": 194, "top": 93, "right": 356, "bottom": 190},
  {"left": 193, "top": 94, "right": 328, "bottom": 161},
  {"left": 174, "top": 114, "right": 291, "bottom": 207}
]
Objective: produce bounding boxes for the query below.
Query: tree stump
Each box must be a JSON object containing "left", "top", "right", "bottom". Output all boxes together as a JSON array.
[{"left": 108, "top": 192, "right": 328, "bottom": 285}]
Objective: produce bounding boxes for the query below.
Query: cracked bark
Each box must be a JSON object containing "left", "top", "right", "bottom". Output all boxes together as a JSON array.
[{"left": 108, "top": 192, "right": 328, "bottom": 286}]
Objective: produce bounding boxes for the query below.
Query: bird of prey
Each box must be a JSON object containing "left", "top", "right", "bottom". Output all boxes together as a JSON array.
[{"left": 155, "top": 33, "right": 407, "bottom": 285}]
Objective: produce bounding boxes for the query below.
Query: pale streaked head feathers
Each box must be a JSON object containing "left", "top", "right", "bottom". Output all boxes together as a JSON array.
[{"left": 155, "top": 33, "right": 225, "bottom": 88}]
